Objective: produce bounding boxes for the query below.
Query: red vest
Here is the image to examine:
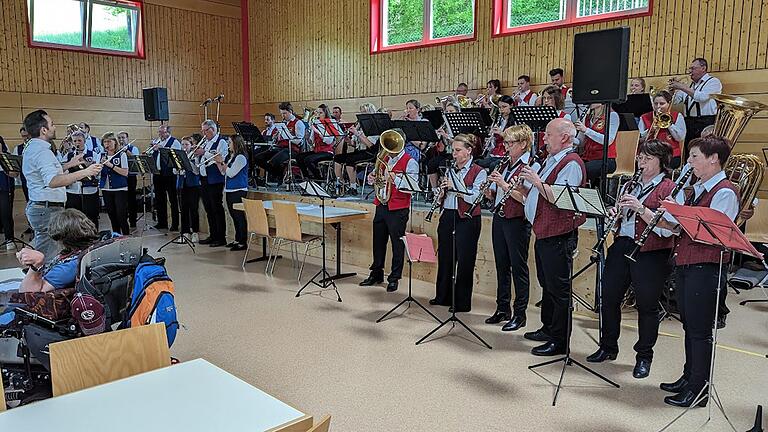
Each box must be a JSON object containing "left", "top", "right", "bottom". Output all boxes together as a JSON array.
[
  {"left": 454, "top": 163, "right": 484, "bottom": 219},
  {"left": 491, "top": 133, "right": 506, "bottom": 157},
  {"left": 373, "top": 153, "right": 413, "bottom": 211},
  {"left": 560, "top": 85, "right": 570, "bottom": 99},
  {"left": 277, "top": 118, "right": 301, "bottom": 153},
  {"left": 514, "top": 91, "right": 536, "bottom": 106},
  {"left": 673, "top": 179, "right": 739, "bottom": 265},
  {"left": 582, "top": 112, "right": 617, "bottom": 161},
  {"left": 532, "top": 153, "right": 587, "bottom": 239},
  {"left": 640, "top": 111, "right": 681, "bottom": 157},
  {"left": 631, "top": 178, "right": 676, "bottom": 252},
  {"left": 498, "top": 162, "right": 526, "bottom": 219}
]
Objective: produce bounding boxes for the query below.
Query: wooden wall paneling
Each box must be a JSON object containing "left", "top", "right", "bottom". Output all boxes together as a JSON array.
[
  {"left": 720, "top": 0, "right": 735, "bottom": 71},
  {"left": 744, "top": 0, "right": 758, "bottom": 69},
  {"left": 759, "top": 0, "right": 768, "bottom": 68}
]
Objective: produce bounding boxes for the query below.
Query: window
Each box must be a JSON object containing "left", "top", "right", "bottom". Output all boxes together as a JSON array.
[
  {"left": 371, "top": 0, "right": 476, "bottom": 53},
  {"left": 26, "top": 0, "right": 144, "bottom": 58},
  {"left": 493, "top": 0, "right": 651, "bottom": 36}
]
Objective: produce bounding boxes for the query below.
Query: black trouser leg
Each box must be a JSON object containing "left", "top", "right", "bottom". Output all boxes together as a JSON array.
[
  {"left": 153, "top": 174, "right": 168, "bottom": 228},
  {"left": 226, "top": 190, "right": 248, "bottom": 245},
  {"left": 77, "top": 193, "right": 100, "bottom": 229},
  {"left": 453, "top": 213, "right": 481, "bottom": 311},
  {"left": 369, "top": 205, "right": 389, "bottom": 279},
  {"left": 166, "top": 177, "right": 179, "bottom": 229},
  {"left": 200, "top": 178, "right": 213, "bottom": 239},
  {"left": 434, "top": 209, "right": 455, "bottom": 305},
  {"left": 492, "top": 215, "right": 513, "bottom": 314},
  {"left": 0, "top": 190, "right": 14, "bottom": 241},
  {"left": 180, "top": 186, "right": 201, "bottom": 234},
  {"left": 600, "top": 238, "right": 635, "bottom": 354},
  {"left": 66, "top": 193, "right": 83, "bottom": 212},
  {"left": 534, "top": 231, "right": 577, "bottom": 346},
  {"left": 113, "top": 191, "right": 129, "bottom": 235},
  {"left": 103, "top": 191, "right": 119, "bottom": 233},
  {"left": 205, "top": 182, "right": 226, "bottom": 242},
  {"left": 268, "top": 149, "right": 291, "bottom": 181},
  {"left": 492, "top": 216, "right": 531, "bottom": 315},
  {"left": 676, "top": 263, "right": 721, "bottom": 393},
  {"left": 629, "top": 248, "right": 670, "bottom": 361},
  {"left": 127, "top": 175, "right": 138, "bottom": 227},
  {"left": 305, "top": 152, "right": 334, "bottom": 180},
  {"left": 384, "top": 207, "right": 408, "bottom": 281}
]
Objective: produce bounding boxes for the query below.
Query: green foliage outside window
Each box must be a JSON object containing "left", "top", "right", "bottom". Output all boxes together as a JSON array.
[
  {"left": 508, "top": 0, "right": 563, "bottom": 27},
  {"left": 385, "top": 0, "right": 474, "bottom": 46}
]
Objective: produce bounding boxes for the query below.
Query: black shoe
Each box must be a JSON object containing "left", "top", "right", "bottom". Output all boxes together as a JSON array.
[
  {"left": 208, "top": 240, "right": 227, "bottom": 247},
  {"left": 660, "top": 376, "right": 689, "bottom": 393},
  {"left": 531, "top": 341, "right": 566, "bottom": 356},
  {"left": 485, "top": 311, "right": 511, "bottom": 325},
  {"left": 717, "top": 314, "right": 727, "bottom": 329},
  {"left": 501, "top": 315, "right": 527, "bottom": 332},
  {"left": 664, "top": 389, "right": 708, "bottom": 408},
  {"left": 199, "top": 237, "right": 214, "bottom": 245},
  {"left": 386, "top": 281, "right": 399, "bottom": 292},
  {"left": 359, "top": 275, "right": 384, "bottom": 286},
  {"left": 523, "top": 328, "right": 550, "bottom": 342},
  {"left": 429, "top": 298, "right": 441, "bottom": 306},
  {"left": 226, "top": 242, "right": 238, "bottom": 248},
  {"left": 169, "top": 226, "right": 179, "bottom": 232},
  {"left": 586, "top": 348, "right": 618, "bottom": 363},
  {"left": 230, "top": 243, "right": 247, "bottom": 251},
  {"left": 448, "top": 306, "right": 470, "bottom": 313},
  {"left": 633, "top": 358, "right": 652, "bottom": 379}
]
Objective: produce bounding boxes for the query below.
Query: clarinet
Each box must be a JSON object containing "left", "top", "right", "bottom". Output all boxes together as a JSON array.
[
  {"left": 463, "top": 154, "right": 512, "bottom": 217},
  {"left": 491, "top": 157, "right": 531, "bottom": 217},
  {"left": 425, "top": 161, "right": 456, "bottom": 222},
  {"left": 590, "top": 168, "right": 644, "bottom": 255},
  {"left": 625, "top": 168, "right": 693, "bottom": 262}
]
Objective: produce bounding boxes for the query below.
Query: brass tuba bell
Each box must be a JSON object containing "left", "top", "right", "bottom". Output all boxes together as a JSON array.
[{"left": 373, "top": 129, "right": 406, "bottom": 204}]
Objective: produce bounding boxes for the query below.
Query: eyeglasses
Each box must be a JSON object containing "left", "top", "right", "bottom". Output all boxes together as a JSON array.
[{"left": 636, "top": 154, "right": 655, "bottom": 161}]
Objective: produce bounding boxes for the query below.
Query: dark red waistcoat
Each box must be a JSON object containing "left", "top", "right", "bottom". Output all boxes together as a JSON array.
[
  {"left": 373, "top": 153, "right": 413, "bottom": 211},
  {"left": 498, "top": 161, "right": 526, "bottom": 219},
  {"left": 582, "top": 113, "right": 617, "bottom": 161},
  {"left": 455, "top": 163, "right": 484, "bottom": 219},
  {"left": 640, "top": 111, "right": 681, "bottom": 157},
  {"left": 630, "top": 178, "right": 676, "bottom": 252},
  {"left": 532, "top": 153, "right": 587, "bottom": 239}
]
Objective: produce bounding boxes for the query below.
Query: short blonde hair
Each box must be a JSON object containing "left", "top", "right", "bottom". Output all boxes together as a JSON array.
[
  {"left": 359, "top": 103, "right": 378, "bottom": 113},
  {"left": 502, "top": 124, "right": 533, "bottom": 152}
]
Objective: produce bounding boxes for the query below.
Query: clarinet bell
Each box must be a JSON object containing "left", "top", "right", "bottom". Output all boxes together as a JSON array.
[{"left": 747, "top": 405, "right": 763, "bottom": 432}]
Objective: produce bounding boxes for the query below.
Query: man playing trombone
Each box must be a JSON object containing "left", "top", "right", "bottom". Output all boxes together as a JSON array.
[{"left": 149, "top": 125, "right": 181, "bottom": 232}]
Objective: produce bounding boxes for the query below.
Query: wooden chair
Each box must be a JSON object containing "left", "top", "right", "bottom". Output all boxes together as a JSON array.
[
  {"left": 609, "top": 130, "right": 641, "bottom": 179},
  {"left": 355, "top": 161, "right": 375, "bottom": 197},
  {"left": 307, "top": 415, "right": 331, "bottom": 432},
  {"left": 49, "top": 323, "right": 171, "bottom": 396},
  {"left": 268, "top": 202, "right": 320, "bottom": 281},
  {"left": 0, "top": 372, "right": 6, "bottom": 412},
  {"left": 241, "top": 198, "right": 276, "bottom": 269}
]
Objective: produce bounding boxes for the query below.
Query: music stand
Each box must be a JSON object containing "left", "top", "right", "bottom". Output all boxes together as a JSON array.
[
  {"left": 377, "top": 233, "right": 440, "bottom": 324},
  {"left": 657, "top": 203, "right": 762, "bottom": 432},
  {"left": 128, "top": 155, "right": 159, "bottom": 235},
  {"left": 232, "top": 121, "right": 264, "bottom": 144},
  {"left": 612, "top": 93, "right": 653, "bottom": 119},
  {"left": 420, "top": 110, "right": 445, "bottom": 130},
  {"left": 157, "top": 149, "right": 195, "bottom": 253},
  {"left": 0, "top": 154, "right": 31, "bottom": 249},
  {"left": 392, "top": 120, "right": 440, "bottom": 143},
  {"left": 528, "top": 182, "right": 619, "bottom": 406},
  {"left": 356, "top": 113, "right": 394, "bottom": 136},
  {"left": 295, "top": 180, "right": 341, "bottom": 301},
  {"left": 416, "top": 166, "right": 492, "bottom": 350},
  {"left": 274, "top": 122, "right": 299, "bottom": 191},
  {"left": 462, "top": 108, "right": 493, "bottom": 133},
  {"left": 444, "top": 111, "right": 487, "bottom": 138},
  {"left": 510, "top": 106, "right": 558, "bottom": 157}
]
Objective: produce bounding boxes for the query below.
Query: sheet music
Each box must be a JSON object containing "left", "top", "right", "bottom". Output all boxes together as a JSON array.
[
  {"left": 298, "top": 180, "right": 332, "bottom": 198},
  {"left": 551, "top": 185, "right": 607, "bottom": 217},
  {"left": 448, "top": 167, "right": 469, "bottom": 194},
  {"left": 274, "top": 123, "right": 295, "bottom": 140},
  {"left": 402, "top": 233, "right": 437, "bottom": 263}
]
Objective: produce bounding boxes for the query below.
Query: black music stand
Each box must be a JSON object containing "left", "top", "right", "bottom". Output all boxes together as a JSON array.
[
  {"left": 274, "top": 122, "right": 299, "bottom": 191},
  {"left": 416, "top": 166, "right": 492, "bottom": 350},
  {"left": 528, "top": 182, "right": 619, "bottom": 406},
  {"left": 657, "top": 203, "right": 762, "bottom": 432},
  {"left": 612, "top": 94, "right": 653, "bottom": 119},
  {"left": 510, "top": 106, "right": 558, "bottom": 157},
  {"left": 128, "top": 154, "right": 159, "bottom": 235},
  {"left": 444, "top": 111, "right": 486, "bottom": 137},
  {"left": 392, "top": 120, "right": 440, "bottom": 143},
  {"left": 295, "top": 180, "right": 341, "bottom": 302},
  {"left": 377, "top": 233, "right": 440, "bottom": 324},
  {"left": 462, "top": 108, "right": 493, "bottom": 134},
  {"left": 157, "top": 149, "right": 195, "bottom": 253},
  {"left": 421, "top": 110, "right": 445, "bottom": 130},
  {"left": 356, "top": 113, "right": 394, "bottom": 136},
  {"left": 0, "top": 154, "right": 31, "bottom": 249},
  {"left": 232, "top": 121, "right": 264, "bottom": 144}
]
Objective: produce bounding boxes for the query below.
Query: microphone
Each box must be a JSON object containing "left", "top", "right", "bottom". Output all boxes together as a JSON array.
[
  {"left": 214, "top": 94, "right": 225, "bottom": 102},
  {"left": 200, "top": 98, "right": 212, "bottom": 107}
]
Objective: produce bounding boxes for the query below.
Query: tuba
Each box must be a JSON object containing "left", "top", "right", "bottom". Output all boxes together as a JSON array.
[
  {"left": 373, "top": 129, "right": 406, "bottom": 204},
  {"left": 713, "top": 94, "right": 768, "bottom": 225}
]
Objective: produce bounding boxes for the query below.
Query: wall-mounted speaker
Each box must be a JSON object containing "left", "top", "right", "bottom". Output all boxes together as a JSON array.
[
  {"left": 572, "top": 27, "right": 631, "bottom": 104},
  {"left": 142, "top": 87, "right": 169, "bottom": 122}
]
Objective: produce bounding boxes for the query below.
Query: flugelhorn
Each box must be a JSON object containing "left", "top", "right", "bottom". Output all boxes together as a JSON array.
[{"left": 373, "top": 129, "right": 405, "bottom": 204}]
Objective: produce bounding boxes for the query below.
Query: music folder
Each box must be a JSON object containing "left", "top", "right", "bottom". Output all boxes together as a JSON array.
[
  {"left": 392, "top": 120, "right": 440, "bottom": 143},
  {"left": 0, "top": 153, "right": 22, "bottom": 173},
  {"left": 402, "top": 233, "right": 437, "bottom": 264},
  {"left": 612, "top": 94, "right": 653, "bottom": 118},
  {"left": 357, "top": 113, "right": 394, "bottom": 136},
  {"left": 551, "top": 183, "right": 607, "bottom": 218},
  {"left": 160, "top": 148, "right": 194, "bottom": 173}
]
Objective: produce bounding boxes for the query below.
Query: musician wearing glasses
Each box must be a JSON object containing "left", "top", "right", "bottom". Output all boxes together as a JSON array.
[
  {"left": 195, "top": 119, "right": 229, "bottom": 247},
  {"left": 429, "top": 134, "right": 486, "bottom": 313},
  {"left": 513, "top": 75, "right": 538, "bottom": 107},
  {"left": 149, "top": 125, "right": 181, "bottom": 232},
  {"left": 518, "top": 118, "right": 586, "bottom": 356},
  {"left": 99, "top": 133, "right": 130, "bottom": 235},
  {"left": 586, "top": 140, "right": 675, "bottom": 379},
  {"left": 670, "top": 58, "right": 722, "bottom": 146},
  {"left": 484, "top": 125, "right": 539, "bottom": 330},
  {"left": 295, "top": 104, "right": 336, "bottom": 180},
  {"left": 652, "top": 136, "right": 738, "bottom": 408},
  {"left": 117, "top": 131, "right": 140, "bottom": 229},
  {"left": 65, "top": 131, "right": 101, "bottom": 228},
  {"left": 574, "top": 103, "right": 619, "bottom": 185},
  {"left": 638, "top": 90, "right": 687, "bottom": 169},
  {"left": 476, "top": 95, "right": 515, "bottom": 170}
]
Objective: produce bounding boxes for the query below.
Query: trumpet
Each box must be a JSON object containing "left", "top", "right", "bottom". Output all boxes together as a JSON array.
[
  {"left": 144, "top": 139, "right": 160, "bottom": 155},
  {"left": 198, "top": 150, "right": 220, "bottom": 169},
  {"left": 186, "top": 138, "right": 206, "bottom": 159},
  {"left": 464, "top": 155, "right": 513, "bottom": 217},
  {"left": 590, "top": 168, "right": 644, "bottom": 256}
]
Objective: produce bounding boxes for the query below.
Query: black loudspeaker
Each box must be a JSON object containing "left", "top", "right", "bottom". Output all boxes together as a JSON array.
[
  {"left": 572, "top": 27, "right": 630, "bottom": 104},
  {"left": 142, "top": 87, "right": 169, "bottom": 122}
]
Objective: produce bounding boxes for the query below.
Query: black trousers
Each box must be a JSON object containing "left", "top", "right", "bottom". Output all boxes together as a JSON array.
[
  {"left": 296, "top": 151, "right": 334, "bottom": 179},
  {"left": 601, "top": 237, "right": 671, "bottom": 361},
  {"left": 492, "top": 215, "right": 532, "bottom": 315},
  {"left": 102, "top": 190, "right": 129, "bottom": 235},
  {"left": 66, "top": 192, "right": 99, "bottom": 228},
  {"left": 683, "top": 115, "right": 716, "bottom": 158},
  {"left": 200, "top": 179, "right": 226, "bottom": 242},
  {"left": 676, "top": 263, "right": 725, "bottom": 393},
  {"left": 153, "top": 174, "right": 179, "bottom": 229},
  {"left": 0, "top": 190, "right": 14, "bottom": 241},
  {"left": 180, "top": 186, "right": 201, "bottom": 234},
  {"left": 225, "top": 190, "right": 248, "bottom": 245},
  {"left": 435, "top": 209, "right": 482, "bottom": 312},
  {"left": 335, "top": 149, "right": 375, "bottom": 167},
  {"left": 127, "top": 175, "right": 138, "bottom": 227},
  {"left": 370, "top": 205, "right": 409, "bottom": 282},
  {"left": 534, "top": 230, "right": 578, "bottom": 346},
  {"left": 585, "top": 158, "right": 617, "bottom": 186}
]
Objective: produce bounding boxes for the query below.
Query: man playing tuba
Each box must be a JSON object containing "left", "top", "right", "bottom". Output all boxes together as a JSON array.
[{"left": 359, "top": 130, "right": 418, "bottom": 293}]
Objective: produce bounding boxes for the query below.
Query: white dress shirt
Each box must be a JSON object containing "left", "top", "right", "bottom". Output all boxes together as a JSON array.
[
  {"left": 662, "top": 170, "right": 739, "bottom": 230},
  {"left": 638, "top": 113, "right": 687, "bottom": 143},
  {"left": 199, "top": 134, "right": 229, "bottom": 177},
  {"left": 154, "top": 136, "right": 182, "bottom": 170},
  {"left": 617, "top": 173, "right": 672, "bottom": 238},
  {"left": 577, "top": 111, "right": 620, "bottom": 147},
  {"left": 672, "top": 73, "right": 723, "bottom": 117},
  {"left": 22, "top": 138, "right": 67, "bottom": 202},
  {"left": 443, "top": 158, "right": 487, "bottom": 210},
  {"left": 524, "top": 148, "right": 583, "bottom": 224},
  {"left": 516, "top": 90, "right": 538, "bottom": 107},
  {"left": 489, "top": 152, "right": 539, "bottom": 206},
  {"left": 389, "top": 151, "right": 419, "bottom": 193}
]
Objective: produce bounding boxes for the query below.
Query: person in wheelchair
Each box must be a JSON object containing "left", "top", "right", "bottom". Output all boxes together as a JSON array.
[{"left": 15, "top": 209, "right": 100, "bottom": 293}]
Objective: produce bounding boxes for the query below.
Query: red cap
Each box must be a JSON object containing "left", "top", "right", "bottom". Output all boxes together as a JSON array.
[{"left": 70, "top": 293, "right": 106, "bottom": 336}]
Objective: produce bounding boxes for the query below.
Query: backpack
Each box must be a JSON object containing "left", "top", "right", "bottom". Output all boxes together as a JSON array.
[{"left": 122, "top": 256, "right": 178, "bottom": 347}]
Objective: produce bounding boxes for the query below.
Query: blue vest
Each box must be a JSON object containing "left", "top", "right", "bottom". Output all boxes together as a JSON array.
[
  {"left": 99, "top": 154, "right": 128, "bottom": 189},
  {"left": 155, "top": 137, "right": 178, "bottom": 176},
  {"left": 205, "top": 136, "right": 226, "bottom": 185},
  {"left": 68, "top": 150, "right": 99, "bottom": 188},
  {"left": 225, "top": 155, "right": 248, "bottom": 190},
  {"left": 126, "top": 144, "right": 138, "bottom": 177},
  {"left": 177, "top": 170, "right": 201, "bottom": 189}
]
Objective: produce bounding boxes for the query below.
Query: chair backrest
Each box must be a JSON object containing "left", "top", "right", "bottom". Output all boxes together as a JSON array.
[
  {"left": 273, "top": 202, "right": 303, "bottom": 242},
  {"left": 0, "top": 372, "right": 6, "bottom": 412},
  {"left": 745, "top": 196, "right": 768, "bottom": 242},
  {"left": 307, "top": 415, "right": 331, "bottom": 432},
  {"left": 49, "top": 323, "right": 171, "bottom": 396},
  {"left": 243, "top": 198, "right": 270, "bottom": 236},
  {"left": 612, "top": 130, "right": 641, "bottom": 177}
]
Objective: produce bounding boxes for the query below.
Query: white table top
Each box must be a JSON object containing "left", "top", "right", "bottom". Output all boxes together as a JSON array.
[
  {"left": 0, "top": 358, "right": 307, "bottom": 431},
  {"left": 264, "top": 200, "right": 368, "bottom": 218}
]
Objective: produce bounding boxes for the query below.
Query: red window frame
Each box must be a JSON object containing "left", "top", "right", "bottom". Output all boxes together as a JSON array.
[
  {"left": 370, "top": 0, "right": 478, "bottom": 54},
  {"left": 26, "top": 0, "right": 146, "bottom": 59},
  {"left": 492, "top": 0, "right": 652, "bottom": 38}
]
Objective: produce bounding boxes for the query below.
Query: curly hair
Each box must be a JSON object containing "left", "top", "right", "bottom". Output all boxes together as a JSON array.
[{"left": 49, "top": 209, "right": 100, "bottom": 252}]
